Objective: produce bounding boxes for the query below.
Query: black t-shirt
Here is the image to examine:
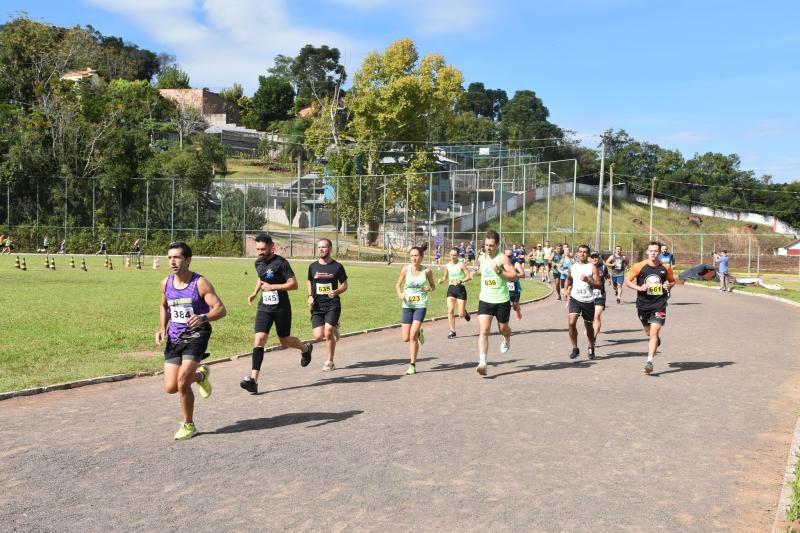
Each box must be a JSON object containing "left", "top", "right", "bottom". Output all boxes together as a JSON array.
[
  {"left": 596, "top": 263, "right": 609, "bottom": 295},
  {"left": 255, "top": 255, "right": 295, "bottom": 311},
  {"left": 628, "top": 260, "right": 675, "bottom": 311},
  {"left": 308, "top": 260, "right": 347, "bottom": 310}
]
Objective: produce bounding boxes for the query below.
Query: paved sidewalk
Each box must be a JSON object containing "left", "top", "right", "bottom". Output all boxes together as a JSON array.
[{"left": 1, "top": 285, "right": 799, "bottom": 531}]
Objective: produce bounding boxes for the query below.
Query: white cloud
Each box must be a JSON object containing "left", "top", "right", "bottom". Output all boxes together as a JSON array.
[
  {"left": 661, "top": 130, "right": 710, "bottom": 142},
  {"left": 746, "top": 117, "right": 800, "bottom": 139},
  {"left": 86, "top": 0, "right": 365, "bottom": 92},
  {"left": 328, "top": 0, "right": 484, "bottom": 36}
]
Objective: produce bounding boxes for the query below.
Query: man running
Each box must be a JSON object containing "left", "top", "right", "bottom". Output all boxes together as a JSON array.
[
  {"left": 476, "top": 230, "right": 517, "bottom": 376},
  {"left": 467, "top": 241, "right": 476, "bottom": 266},
  {"left": 396, "top": 246, "right": 435, "bottom": 375},
  {"left": 562, "top": 244, "right": 600, "bottom": 360},
  {"left": 307, "top": 238, "right": 348, "bottom": 371},
  {"left": 156, "top": 242, "right": 226, "bottom": 440},
  {"left": 241, "top": 233, "right": 313, "bottom": 394},
  {"left": 551, "top": 243, "right": 564, "bottom": 299},
  {"left": 542, "top": 241, "right": 553, "bottom": 283},
  {"left": 625, "top": 241, "right": 677, "bottom": 374},
  {"left": 591, "top": 251, "right": 610, "bottom": 339},
  {"left": 505, "top": 249, "right": 523, "bottom": 320},
  {"left": 440, "top": 247, "right": 473, "bottom": 339},
  {"left": 658, "top": 244, "right": 675, "bottom": 268},
  {"left": 606, "top": 245, "right": 627, "bottom": 304}
]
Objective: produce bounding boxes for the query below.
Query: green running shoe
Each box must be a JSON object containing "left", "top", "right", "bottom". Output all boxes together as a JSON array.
[
  {"left": 174, "top": 422, "right": 197, "bottom": 441},
  {"left": 405, "top": 364, "right": 417, "bottom": 375},
  {"left": 197, "top": 364, "right": 212, "bottom": 399},
  {"left": 418, "top": 329, "right": 425, "bottom": 346}
]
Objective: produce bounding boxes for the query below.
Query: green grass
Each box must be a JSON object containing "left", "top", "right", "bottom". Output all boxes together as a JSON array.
[
  {"left": 788, "top": 449, "right": 800, "bottom": 530},
  {"left": 221, "top": 158, "right": 295, "bottom": 183},
  {"left": 684, "top": 278, "right": 800, "bottom": 303},
  {"left": 0, "top": 255, "right": 549, "bottom": 392}
]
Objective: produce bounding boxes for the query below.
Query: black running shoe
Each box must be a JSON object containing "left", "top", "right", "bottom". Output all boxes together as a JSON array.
[
  {"left": 447, "top": 331, "right": 456, "bottom": 339},
  {"left": 587, "top": 345, "right": 596, "bottom": 360},
  {"left": 464, "top": 311, "right": 471, "bottom": 322},
  {"left": 240, "top": 376, "right": 258, "bottom": 394},
  {"left": 301, "top": 341, "right": 313, "bottom": 367},
  {"left": 569, "top": 347, "right": 580, "bottom": 359}
]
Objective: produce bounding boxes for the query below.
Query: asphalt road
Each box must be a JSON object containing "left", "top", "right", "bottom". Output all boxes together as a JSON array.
[{"left": 1, "top": 284, "right": 799, "bottom": 532}]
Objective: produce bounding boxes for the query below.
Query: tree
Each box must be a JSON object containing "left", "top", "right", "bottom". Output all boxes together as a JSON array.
[
  {"left": 155, "top": 65, "right": 190, "bottom": 89},
  {"left": 170, "top": 104, "right": 206, "bottom": 150},
  {"left": 500, "top": 89, "right": 562, "bottom": 150},
  {"left": 268, "top": 54, "right": 294, "bottom": 82},
  {"left": 462, "top": 82, "right": 492, "bottom": 118},
  {"left": 291, "top": 44, "right": 346, "bottom": 109},
  {"left": 446, "top": 112, "right": 497, "bottom": 143},
  {"left": 250, "top": 75, "right": 295, "bottom": 130}
]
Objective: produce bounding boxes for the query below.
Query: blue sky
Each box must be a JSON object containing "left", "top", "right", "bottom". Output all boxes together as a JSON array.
[{"left": 4, "top": 0, "right": 799, "bottom": 183}]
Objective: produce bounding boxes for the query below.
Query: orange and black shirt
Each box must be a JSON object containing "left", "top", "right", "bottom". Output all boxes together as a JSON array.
[{"left": 627, "top": 260, "right": 675, "bottom": 311}]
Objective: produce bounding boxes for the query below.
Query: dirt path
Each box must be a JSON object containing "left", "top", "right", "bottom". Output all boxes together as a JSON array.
[{"left": 1, "top": 285, "right": 798, "bottom": 531}]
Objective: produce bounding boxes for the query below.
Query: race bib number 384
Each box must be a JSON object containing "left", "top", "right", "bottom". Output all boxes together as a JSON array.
[{"left": 169, "top": 303, "right": 194, "bottom": 324}]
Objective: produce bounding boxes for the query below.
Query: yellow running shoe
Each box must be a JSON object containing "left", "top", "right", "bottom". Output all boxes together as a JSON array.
[
  {"left": 174, "top": 422, "right": 197, "bottom": 440},
  {"left": 405, "top": 364, "right": 417, "bottom": 375},
  {"left": 197, "top": 364, "right": 212, "bottom": 399}
]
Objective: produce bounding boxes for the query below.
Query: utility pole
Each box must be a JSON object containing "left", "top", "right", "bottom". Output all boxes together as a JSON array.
[
  {"left": 594, "top": 141, "right": 605, "bottom": 250},
  {"left": 608, "top": 164, "right": 614, "bottom": 250},
  {"left": 648, "top": 177, "right": 656, "bottom": 240},
  {"left": 546, "top": 162, "right": 551, "bottom": 241}
]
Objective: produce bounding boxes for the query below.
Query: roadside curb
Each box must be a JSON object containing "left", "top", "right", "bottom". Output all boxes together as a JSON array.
[
  {"left": 685, "top": 281, "right": 800, "bottom": 308},
  {"left": 774, "top": 415, "right": 800, "bottom": 532},
  {"left": 0, "top": 286, "right": 554, "bottom": 402}
]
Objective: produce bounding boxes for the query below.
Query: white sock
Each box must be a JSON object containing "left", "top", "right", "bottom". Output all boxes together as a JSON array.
[
  {"left": 647, "top": 355, "right": 654, "bottom": 362},
  {"left": 479, "top": 353, "right": 487, "bottom": 365}
]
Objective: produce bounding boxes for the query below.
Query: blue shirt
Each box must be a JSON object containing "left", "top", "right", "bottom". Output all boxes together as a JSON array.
[
  {"left": 718, "top": 255, "right": 729, "bottom": 273},
  {"left": 658, "top": 252, "right": 674, "bottom": 266}
]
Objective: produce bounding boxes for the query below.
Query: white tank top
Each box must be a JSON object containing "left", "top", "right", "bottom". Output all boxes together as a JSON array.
[{"left": 569, "top": 262, "right": 595, "bottom": 303}]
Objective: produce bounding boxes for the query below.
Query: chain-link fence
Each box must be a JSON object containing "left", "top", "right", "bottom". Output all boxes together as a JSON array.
[{"left": 1, "top": 161, "right": 798, "bottom": 275}]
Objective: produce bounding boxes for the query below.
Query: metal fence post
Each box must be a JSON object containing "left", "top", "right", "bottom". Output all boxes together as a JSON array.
[
  {"left": 242, "top": 182, "right": 247, "bottom": 256},
  {"left": 747, "top": 234, "right": 752, "bottom": 276},
  {"left": 428, "top": 172, "right": 433, "bottom": 258},
  {"left": 145, "top": 179, "right": 150, "bottom": 244},
  {"left": 357, "top": 174, "right": 362, "bottom": 261}
]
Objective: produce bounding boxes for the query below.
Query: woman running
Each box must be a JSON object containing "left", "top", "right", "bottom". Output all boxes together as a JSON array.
[
  {"left": 395, "top": 246, "right": 436, "bottom": 375},
  {"left": 551, "top": 244, "right": 564, "bottom": 299},
  {"left": 557, "top": 246, "right": 573, "bottom": 302},
  {"left": 439, "top": 247, "right": 473, "bottom": 339}
]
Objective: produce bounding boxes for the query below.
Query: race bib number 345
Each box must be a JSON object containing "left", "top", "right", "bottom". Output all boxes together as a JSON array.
[{"left": 262, "top": 290, "right": 279, "bottom": 305}]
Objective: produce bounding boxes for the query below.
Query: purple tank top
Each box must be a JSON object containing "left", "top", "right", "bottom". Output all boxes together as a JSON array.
[{"left": 165, "top": 272, "right": 209, "bottom": 342}]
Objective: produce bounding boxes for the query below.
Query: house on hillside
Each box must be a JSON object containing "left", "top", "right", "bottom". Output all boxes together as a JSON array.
[
  {"left": 60, "top": 68, "right": 101, "bottom": 85},
  {"left": 777, "top": 238, "right": 800, "bottom": 256},
  {"left": 158, "top": 88, "right": 240, "bottom": 126}
]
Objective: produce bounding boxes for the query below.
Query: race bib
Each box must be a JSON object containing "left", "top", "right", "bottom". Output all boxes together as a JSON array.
[
  {"left": 262, "top": 290, "right": 279, "bottom": 305},
  {"left": 316, "top": 283, "right": 333, "bottom": 295},
  {"left": 507, "top": 282, "right": 516, "bottom": 291},
  {"left": 647, "top": 285, "right": 663, "bottom": 296},
  {"left": 484, "top": 277, "right": 498, "bottom": 287},
  {"left": 592, "top": 289, "right": 602, "bottom": 299},
  {"left": 575, "top": 287, "right": 591, "bottom": 297},
  {"left": 169, "top": 303, "right": 194, "bottom": 324},
  {"left": 406, "top": 293, "right": 422, "bottom": 303},
  {"left": 614, "top": 259, "right": 622, "bottom": 270}
]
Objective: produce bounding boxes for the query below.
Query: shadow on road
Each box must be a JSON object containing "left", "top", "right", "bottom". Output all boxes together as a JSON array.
[
  {"left": 209, "top": 410, "right": 364, "bottom": 434},
  {"left": 669, "top": 302, "right": 702, "bottom": 306},
  {"left": 651, "top": 361, "right": 735, "bottom": 377},
  {"left": 484, "top": 360, "right": 595, "bottom": 379},
  {"left": 601, "top": 338, "right": 647, "bottom": 347},
  {"left": 345, "top": 357, "right": 436, "bottom": 370},
  {"left": 602, "top": 329, "right": 642, "bottom": 335},
  {"left": 594, "top": 350, "right": 646, "bottom": 360},
  {"left": 456, "top": 328, "right": 568, "bottom": 339},
  {"left": 426, "top": 359, "right": 521, "bottom": 373},
  {"left": 269, "top": 373, "right": 402, "bottom": 393}
]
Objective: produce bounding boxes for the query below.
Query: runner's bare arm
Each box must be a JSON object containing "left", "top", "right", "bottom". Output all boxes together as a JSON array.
[
  {"left": 461, "top": 263, "right": 473, "bottom": 282},
  {"left": 155, "top": 278, "right": 169, "bottom": 345},
  {"left": 263, "top": 276, "right": 298, "bottom": 292},
  {"left": 333, "top": 280, "right": 348, "bottom": 297},
  {"left": 247, "top": 279, "right": 262, "bottom": 305},
  {"left": 589, "top": 264, "right": 601, "bottom": 288},
  {"left": 191, "top": 277, "right": 226, "bottom": 328},
  {"left": 624, "top": 263, "right": 645, "bottom": 291},
  {"left": 425, "top": 268, "right": 436, "bottom": 292},
  {"left": 498, "top": 254, "right": 518, "bottom": 281},
  {"left": 439, "top": 268, "right": 448, "bottom": 284},
  {"left": 396, "top": 266, "right": 407, "bottom": 300},
  {"left": 307, "top": 280, "right": 314, "bottom": 306},
  {"left": 605, "top": 255, "right": 615, "bottom": 268}
]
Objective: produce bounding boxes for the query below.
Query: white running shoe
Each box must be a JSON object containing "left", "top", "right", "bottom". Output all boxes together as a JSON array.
[
  {"left": 500, "top": 339, "right": 511, "bottom": 354},
  {"left": 322, "top": 360, "right": 335, "bottom": 372}
]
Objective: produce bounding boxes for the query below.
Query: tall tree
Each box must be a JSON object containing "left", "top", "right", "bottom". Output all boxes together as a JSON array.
[
  {"left": 291, "top": 44, "right": 346, "bottom": 109},
  {"left": 500, "top": 89, "right": 562, "bottom": 150},
  {"left": 250, "top": 75, "right": 295, "bottom": 130},
  {"left": 155, "top": 65, "right": 190, "bottom": 89}
]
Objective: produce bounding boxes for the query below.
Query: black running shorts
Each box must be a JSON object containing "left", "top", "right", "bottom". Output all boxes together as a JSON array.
[
  {"left": 255, "top": 307, "right": 292, "bottom": 338},
  {"left": 477, "top": 300, "right": 511, "bottom": 323},
  {"left": 638, "top": 307, "right": 667, "bottom": 327},
  {"left": 509, "top": 290, "right": 520, "bottom": 304},
  {"left": 311, "top": 306, "right": 341, "bottom": 329},
  {"left": 568, "top": 297, "right": 595, "bottom": 322},
  {"left": 594, "top": 293, "right": 606, "bottom": 309},
  {"left": 164, "top": 329, "right": 211, "bottom": 365},
  {"left": 446, "top": 284, "right": 468, "bottom": 301}
]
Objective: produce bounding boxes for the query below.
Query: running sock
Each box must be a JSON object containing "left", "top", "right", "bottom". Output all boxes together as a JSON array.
[
  {"left": 252, "top": 346, "right": 265, "bottom": 371},
  {"left": 479, "top": 353, "right": 487, "bottom": 365},
  {"left": 647, "top": 354, "right": 654, "bottom": 362}
]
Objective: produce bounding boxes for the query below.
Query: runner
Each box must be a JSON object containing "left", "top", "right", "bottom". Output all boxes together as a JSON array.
[
  {"left": 590, "top": 250, "right": 610, "bottom": 339},
  {"left": 542, "top": 241, "right": 553, "bottom": 283},
  {"left": 95, "top": 238, "right": 107, "bottom": 256},
  {"left": 156, "top": 242, "right": 226, "bottom": 440},
  {"left": 434, "top": 245, "right": 442, "bottom": 267},
  {"left": 505, "top": 249, "right": 523, "bottom": 320},
  {"left": 439, "top": 247, "right": 473, "bottom": 339},
  {"left": 467, "top": 240, "right": 476, "bottom": 266},
  {"left": 476, "top": 230, "right": 517, "bottom": 376},
  {"left": 606, "top": 245, "right": 628, "bottom": 304},
  {"left": 534, "top": 244, "right": 546, "bottom": 281},
  {"left": 307, "top": 238, "right": 348, "bottom": 371},
  {"left": 658, "top": 244, "right": 675, "bottom": 268},
  {"left": 395, "top": 246, "right": 435, "bottom": 375},
  {"left": 241, "top": 233, "right": 314, "bottom": 394},
  {"left": 561, "top": 244, "right": 600, "bottom": 360},
  {"left": 457, "top": 241, "right": 466, "bottom": 263},
  {"left": 557, "top": 245, "right": 573, "bottom": 300},
  {"left": 625, "top": 241, "right": 677, "bottom": 374},
  {"left": 551, "top": 243, "right": 564, "bottom": 299}
]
